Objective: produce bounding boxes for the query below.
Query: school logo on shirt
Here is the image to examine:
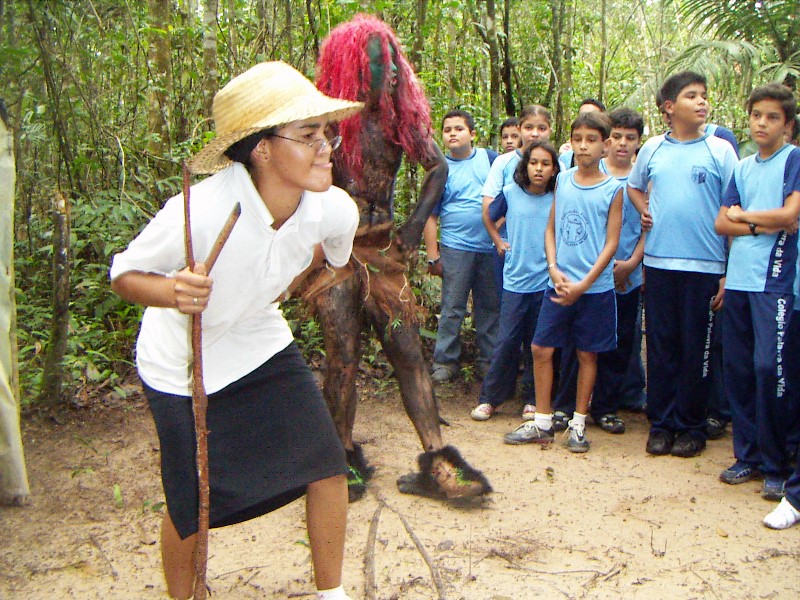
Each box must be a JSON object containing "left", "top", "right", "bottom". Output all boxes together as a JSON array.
[
  {"left": 560, "top": 210, "right": 588, "bottom": 246},
  {"left": 691, "top": 166, "right": 708, "bottom": 184}
]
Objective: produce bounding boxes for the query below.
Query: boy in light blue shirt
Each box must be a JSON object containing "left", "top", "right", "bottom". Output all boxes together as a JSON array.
[
  {"left": 504, "top": 111, "right": 622, "bottom": 453},
  {"left": 714, "top": 83, "right": 800, "bottom": 501},
  {"left": 424, "top": 109, "right": 499, "bottom": 382},
  {"left": 628, "top": 71, "right": 737, "bottom": 458}
]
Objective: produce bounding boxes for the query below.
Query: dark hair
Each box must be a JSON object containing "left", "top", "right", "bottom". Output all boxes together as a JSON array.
[
  {"left": 223, "top": 127, "right": 277, "bottom": 166},
  {"left": 580, "top": 97, "right": 606, "bottom": 112},
  {"left": 570, "top": 111, "right": 612, "bottom": 140},
  {"left": 609, "top": 107, "right": 644, "bottom": 136},
  {"left": 519, "top": 104, "right": 552, "bottom": 125},
  {"left": 442, "top": 109, "right": 475, "bottom": 131},
  {"left": 791, "top": 115, "right": 800, "bottom": 141},
  {"left": 513, "top": 140, "right": 560, "bottom": 192},
  {"left": 660, "top": 71, "right": 706, "bottom": 103},
  {"left": 500, "top": 116, "right": 519, "bottom": 131},
  {"left": 746, "top": 83, "right": 797, "bottom": 124}
]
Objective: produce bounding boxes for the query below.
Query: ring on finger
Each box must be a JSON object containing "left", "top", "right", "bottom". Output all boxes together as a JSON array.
[{"left": 193, "top": 297, "right": 198, "bottom": 305}]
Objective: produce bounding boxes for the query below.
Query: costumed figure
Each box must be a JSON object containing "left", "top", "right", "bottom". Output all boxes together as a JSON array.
[{"left": 298, "top": 14, "right": 492, "bottom": 502}]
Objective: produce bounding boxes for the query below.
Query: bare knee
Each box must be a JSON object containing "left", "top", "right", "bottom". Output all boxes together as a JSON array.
[{"left": 532, "top": 344, "right": 554, "bottom": 363}]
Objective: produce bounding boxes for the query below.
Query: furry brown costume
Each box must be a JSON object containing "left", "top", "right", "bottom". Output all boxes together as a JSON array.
[{"left": 300, "top": 14, "right": 491, "bottom": 501}]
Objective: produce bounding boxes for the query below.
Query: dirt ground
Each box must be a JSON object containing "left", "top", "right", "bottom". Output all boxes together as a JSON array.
[{"left": 2, "top": 372, "right": 799, "bottom": 600}]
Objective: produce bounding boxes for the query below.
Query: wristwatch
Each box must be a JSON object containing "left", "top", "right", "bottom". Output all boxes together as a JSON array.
[
  {"left": 427, "top": 257, "right": 440, "bottom": 267},
  {"left": 749, "top": 222, "right": 758, "bottom": 236}
]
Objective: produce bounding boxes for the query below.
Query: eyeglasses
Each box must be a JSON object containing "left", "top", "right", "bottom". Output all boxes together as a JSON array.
[{"left": 270, "top": 134, "right": 342, "bottom": 153}]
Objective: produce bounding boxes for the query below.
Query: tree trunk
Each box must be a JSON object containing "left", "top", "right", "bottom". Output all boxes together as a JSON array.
[
  {"left": 0, "top": 104, "right": 29, "bottom": 506},
  {"left": 410, "top": 0, "right": 428, "bottom": 71},
  {"left": 202, "top": 0, "right": 219, "bottom": 118},
  {"left": 147, "top": 0, "right": 172, "bottom": 155},
  {"left": 305, "top": 0, "right": 318, "bottom": 57},
  {"left": 501, "top": 0, "right": 515, "bottom": 116},
  {"left": 37, "top": 191, "right": 70, "bottom": 406},
  {"left": 475, "top": 0, "right": 501, "bottom": 148},
  {"left": 598, "top": 0, "right": 607, "bottom": 103}
]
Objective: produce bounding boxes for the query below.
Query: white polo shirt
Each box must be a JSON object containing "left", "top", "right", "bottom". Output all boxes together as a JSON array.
[{"left": 110, "top": 162, "right": 358, "bottom": 396}]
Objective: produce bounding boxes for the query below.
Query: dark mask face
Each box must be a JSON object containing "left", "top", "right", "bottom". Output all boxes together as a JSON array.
[{"left": 367, "top": 36, "right": 398, "bottom": 94}]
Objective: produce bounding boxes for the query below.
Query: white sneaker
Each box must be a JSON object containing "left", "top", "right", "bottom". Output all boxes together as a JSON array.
[
  {"left": 470, "top": 403, "right": 494, "bottom": 421},
  {"left": 763, "top": 497, "right": 800, "bottom": 529},
  {"left": 521, "top": 404, "right": 536, "bottom": 420}
]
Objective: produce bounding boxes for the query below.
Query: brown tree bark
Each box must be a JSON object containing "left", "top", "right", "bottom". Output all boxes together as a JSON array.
[
  {"left": 474, "top": 0, "right": 502, "bottom": 148},
  {"left": 37, "top": 191, "right": 70, "bottom": 406},
  {"left": 147, "top": 0, "right": 172, "bottom": 155},
  {"left": 202, "top": 0, "right": 219, "bottom": 118}
]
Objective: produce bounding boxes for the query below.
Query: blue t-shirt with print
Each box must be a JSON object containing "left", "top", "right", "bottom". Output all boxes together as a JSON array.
[
  {"left": 433, "top": 147, "right": 498, "bottom": 253},
  {"left": 600, "top": 159, "right": 642, "bottom": 293},
  {"left": 628, "top": 132, "right": 737, "bottom": 274},
  {"left": 552, "top": 170, "right": 622, "bottom": 294},
  {"left": 724, "top": 145, "right": 800, "bottom": 293},
  {"left": 492, "top": 183, "right": 553, "bottom": 293}
]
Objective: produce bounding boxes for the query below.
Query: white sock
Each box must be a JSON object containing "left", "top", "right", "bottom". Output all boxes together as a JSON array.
[
  {"left": 763, "top": 497, "right": 800, "bottom": 530},
  {"left": 317, "top": 585, "right": 352, "bottom": 600},
  {"left": 571, "top": 412, "right": 587, "bottom": 428},
  {"left": 534, "top": 412, "right": 553, "bottom": 430}
]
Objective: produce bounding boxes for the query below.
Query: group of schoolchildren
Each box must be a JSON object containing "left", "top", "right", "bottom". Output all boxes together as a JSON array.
[{"left": 425, "top": 71, "right": 800, "bottom": 531}]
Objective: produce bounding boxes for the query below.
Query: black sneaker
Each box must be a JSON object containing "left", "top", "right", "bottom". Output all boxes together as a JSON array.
[
  {"left": 670, "top": 432, "right": 706, "bottom": 458},
  {"left": 597, "top": 414, "right": 626, "bottom": 434},
  {"left": 706, "top": 417, "right": 727, "bottom": 440},
  {"left": 553, "top": 411, "right": 570, "bottom": 432},
  {"left": 719, "top": 461, "right": 761, "bottom": 485},
  {"left": 646, "top": 430, "right": 674, "bottom": 455},
  {"left": 762, "top": 477, "right": 787, "bottom": 501}
]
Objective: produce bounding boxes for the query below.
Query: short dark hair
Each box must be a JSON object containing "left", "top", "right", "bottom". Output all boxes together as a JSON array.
[
  {"left": 513, "top": 141, "right": 560, "bottom": 192},
  {"left": 442, "top": 109, "right": 475, "bottom": 131},
  {"left": 609, "top": 107, "right": 644, "bottom": 136},
  {"left": 746, "top": 83, "right": 797, "bottom": 124},
  {"left": 660, "top": 71, "right": 706, "bottom": 104},
  {"left": 500, "top": 116, "right": 519, "bottom": 131},
  {"left": 223, "top": 127, "right": 277, "bottom": 167},
  {"left": 519, "top": 104, "right": 552, "bottom": 125},
  {"left": 580, "top": 97, "right": 606, "bottom": 112},
  {"left": 570, "top": 111, "right": 612, "bottom": 140}
]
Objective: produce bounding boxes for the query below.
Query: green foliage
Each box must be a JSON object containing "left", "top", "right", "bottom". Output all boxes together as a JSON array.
[{"left": 4, "top": 0, "right": 796, "bottom": 405}]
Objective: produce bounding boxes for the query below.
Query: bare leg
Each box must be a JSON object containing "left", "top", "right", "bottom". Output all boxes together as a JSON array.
[
  {"left": 575, "top": 350, "right": 598, "bottom": 415},
  {"left": 532, "top": 344, "right": 555, "bottom": 414},
  {"left": 314, "top": 278, "right": 364, "bottom": 450},
  {"left": 306, "top": 474, "right": 348, "bottom": 590},
  {"left": 368, "top": 306, "right": 443, "bottom": 451},
  {"left": 160, "top": 510, "right": 197, "bottom": 599}
]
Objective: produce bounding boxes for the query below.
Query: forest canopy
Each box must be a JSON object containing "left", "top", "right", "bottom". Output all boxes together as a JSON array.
[{"left": 1, "top": 0, "right": 797, "bottom": 404}]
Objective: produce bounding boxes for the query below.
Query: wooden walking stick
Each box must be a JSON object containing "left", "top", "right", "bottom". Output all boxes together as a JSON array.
[{"left": 182, "top": 163, "right": 241, "bottom": 599}]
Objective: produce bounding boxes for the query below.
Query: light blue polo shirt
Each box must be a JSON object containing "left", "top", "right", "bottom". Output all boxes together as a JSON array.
[
  {"left": 628, "top": 131, "right": 737, "bottom": 274},
  {"left": 724, "top": 145, "right": 800, "bottom": 293}
]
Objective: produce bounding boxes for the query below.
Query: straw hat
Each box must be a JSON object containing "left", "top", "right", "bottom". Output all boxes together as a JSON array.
[{"left": 188, "top": 61, "right": 363, "bottom": 174}]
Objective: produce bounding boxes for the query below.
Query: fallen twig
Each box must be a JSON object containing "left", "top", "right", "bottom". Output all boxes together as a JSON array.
[
  {"left": 364, "top": 503, "right": 382, "bottom": 600},
  {"left": 89, "top": 534, "right": 118, "bottom": 580},
  {"left": 371, "top": 490, "right": 448, "bottom": 600}
]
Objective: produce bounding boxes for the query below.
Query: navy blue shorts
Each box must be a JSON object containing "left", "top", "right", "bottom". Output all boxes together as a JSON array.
[{"left": 533, "top": 288, "right": 617, "bottom": 353}]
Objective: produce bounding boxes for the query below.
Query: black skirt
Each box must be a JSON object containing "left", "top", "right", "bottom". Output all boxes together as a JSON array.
[{"left": 144, "top": 342, "right": 347, "bottom": 539}]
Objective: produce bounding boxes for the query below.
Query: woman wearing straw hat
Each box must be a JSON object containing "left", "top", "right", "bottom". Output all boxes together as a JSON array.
[{"left": 110, "top": 61, "right": 362, "bottom": 600}]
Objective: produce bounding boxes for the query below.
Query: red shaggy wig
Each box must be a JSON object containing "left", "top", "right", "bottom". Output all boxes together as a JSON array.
[{"left": 316, "top": 14, "right": 434, "bottom": 182}]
